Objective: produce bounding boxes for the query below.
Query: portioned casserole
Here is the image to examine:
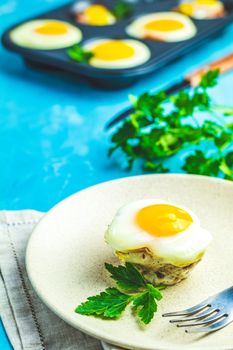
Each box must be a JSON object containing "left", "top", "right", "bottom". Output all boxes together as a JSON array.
[{"left": 105, "top": 199, "right": 212, "bottom": 286}]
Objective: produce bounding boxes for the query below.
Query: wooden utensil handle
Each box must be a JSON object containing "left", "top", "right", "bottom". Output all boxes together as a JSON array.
[{"left": 186, "top": 52, "right": 233, "bottom": 86}]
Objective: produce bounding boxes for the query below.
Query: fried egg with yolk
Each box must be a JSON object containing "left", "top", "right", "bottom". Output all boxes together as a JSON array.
[
  {"left": 105, "top": 199, "right": 212, "bottom": 267},
  {"left": 75, "top": 4, "right": 116, "bottom": 25},
  {"left": 83, "top": 39, "right": 150, "bottom": 69},
  {"left": 178, "top": 0, "right": 225, "bottom": 19},
  {"left": 126, "top": 12, "right": 197, "bottom": 42},
  {"left": 10, "top": 20, "right": 82, "bottom": 50}
]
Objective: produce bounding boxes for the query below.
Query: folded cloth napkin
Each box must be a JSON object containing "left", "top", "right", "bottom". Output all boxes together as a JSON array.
[{"left": 0, "top": 210, "right": 105, "bottom": 350}]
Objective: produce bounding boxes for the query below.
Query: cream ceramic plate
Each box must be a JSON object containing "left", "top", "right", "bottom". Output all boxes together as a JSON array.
[{"left": 26, "top": 174, "right": 233, "bottom": 350}]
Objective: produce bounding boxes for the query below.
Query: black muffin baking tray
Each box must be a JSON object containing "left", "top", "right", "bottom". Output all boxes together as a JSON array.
[{"left": 2, "top": 0, "right": 233, "bottom": 88}]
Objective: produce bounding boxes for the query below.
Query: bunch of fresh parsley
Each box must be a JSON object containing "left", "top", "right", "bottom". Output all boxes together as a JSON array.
[
  {"left": 76, "top": 263, "right": 164, "bottom": 324},
  {"left": 108, "top": 70, "right": 233, "bottom": 180}
]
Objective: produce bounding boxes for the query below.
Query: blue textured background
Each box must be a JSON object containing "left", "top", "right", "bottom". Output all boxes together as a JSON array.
[{"left": 0, "top": 0, "right": 233, "bottom": 348}]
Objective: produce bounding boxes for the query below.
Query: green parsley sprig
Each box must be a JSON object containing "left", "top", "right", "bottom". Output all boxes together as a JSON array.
[
  {"left": 67, "top": 44, "right": 94, "bottom": 64},
  {"left": 108, "top": 69, "right": 233, "bottom": 180},
  {"left": 75, "top": 262, "right": 164, "bottom": 324}
]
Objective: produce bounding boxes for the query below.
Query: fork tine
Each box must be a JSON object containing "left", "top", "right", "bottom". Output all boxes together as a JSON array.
[
  {"left": 162, "top": 302, "right": 209, "bottom": 317},
  {"left": 185, "top": 315, "right": 230, "bottom": 333},
  {"left": 170, "top": 307, "right": 215, "bottom": 323},
  {"left": 176, "top": 311, "right": 225, "bottom": 327}
]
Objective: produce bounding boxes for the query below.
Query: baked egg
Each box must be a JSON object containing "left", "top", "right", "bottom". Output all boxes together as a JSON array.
[
  {"left": 178, "top": 0, "right": 225, "bottom": 19},
  {"left": 126, "top": 12, "right": 197, "bottom": 42},
  {"left": 10, "top": 20, "right": 82, "bottom": 50},
  {"left": 74, "top": 3, "right": 116, "bottom": 25},
  {"left": 83, "top": 39, "right": 150, "bottom": 69},
  {"left": 105, "top": 199, "right": 212, "bottom": 268}
]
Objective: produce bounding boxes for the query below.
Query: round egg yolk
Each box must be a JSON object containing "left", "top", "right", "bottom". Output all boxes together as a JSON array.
[
  {"left": 82, "top": 4, "right": 114, "bottom": 25},
  {"left": 35, "top": 21, "right": 68, "bottom": 35},
  {"left": 179, "top": 3, "right": 195, "bottom": 15},
  {"left": 135, "top": 204, "right": 193, "bottom": 237},
  {"left": 196, "top": 0, "right": 218, "bottom": 5},
  {"left": 92, "top": 41, "right": 135, "bottom": 61},
  {"left": 144, "top": 19, "right": 184, "bottom": 32}
]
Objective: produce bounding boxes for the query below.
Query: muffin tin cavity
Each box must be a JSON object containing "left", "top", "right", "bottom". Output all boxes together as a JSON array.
[
  {"left": 71, "top": 0, "right": 134, "bottom": 26},
  {"left": 126, "top": 12, "right": 197, "bottom": 42},
  {"left": 9, "top": 19, "right": 82, "bottom": 50},
  {"left": 176, "top": 0, "right": 226, "bottom": 20},
  {"left": 80, "top": 38, "right": 151, "bottom": 69}
]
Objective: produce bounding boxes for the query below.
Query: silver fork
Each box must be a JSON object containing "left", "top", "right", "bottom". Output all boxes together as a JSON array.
[{"left": 162, "top": 286, "right": 233, "bottom": 333}]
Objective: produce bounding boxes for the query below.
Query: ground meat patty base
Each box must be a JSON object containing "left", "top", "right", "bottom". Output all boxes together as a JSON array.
[{"left": 116, "top": 247, "right": 201, "bottom": 286}]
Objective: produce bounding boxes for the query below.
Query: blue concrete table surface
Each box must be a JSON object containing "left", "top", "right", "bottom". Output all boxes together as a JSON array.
[{"left": 1, "top": 0, "right": 233, "bottom": 348}]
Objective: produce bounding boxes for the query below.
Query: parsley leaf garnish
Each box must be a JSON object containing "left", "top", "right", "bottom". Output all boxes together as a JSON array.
[
  {"left": 75, "top": 263, "right": 164, "bottom": 324},
  {"left": 76, "top": 288, "right": 132, "bottom": 319},
  {"left": 105, "top": 262, "right": 147, "bottom": 291},
  {"left": 108, "top": 70, "right": 233, "bottom": 180},
  {"left": 67, "top": 44, "right": 94, "bottom": 64},
  {"left": 132, "top": 284, "right": 162, "bottom": 324},
  {"left": 112, "top": 0, "right": 133, "bottom": 20}
]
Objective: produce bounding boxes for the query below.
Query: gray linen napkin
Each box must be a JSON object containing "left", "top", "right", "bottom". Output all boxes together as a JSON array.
[{"left": 0, "top": 210, "right": 103, "bottom": 350}]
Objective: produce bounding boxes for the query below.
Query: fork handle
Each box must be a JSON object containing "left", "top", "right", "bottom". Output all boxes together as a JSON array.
[{"left": 186, "top": 52, "right": 233, "bottom": 87}]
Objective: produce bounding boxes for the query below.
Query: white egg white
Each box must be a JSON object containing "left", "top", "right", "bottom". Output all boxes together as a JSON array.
[
  {"left": 105, "top": 199, "right": 212, "bottom": 267},
  {"left": 83, "top": 39, "right": 151, "bottom": 69},
  {"left": 10, "top": 20, "right": 82, "bottom": 50},
  {"left": 126, "top": 12, "right": 197, "bottom": 42}
]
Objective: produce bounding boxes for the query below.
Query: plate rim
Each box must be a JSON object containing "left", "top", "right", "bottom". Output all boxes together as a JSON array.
[{"left": 26, "top": 174, "right": 233, "bottom": 350}]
